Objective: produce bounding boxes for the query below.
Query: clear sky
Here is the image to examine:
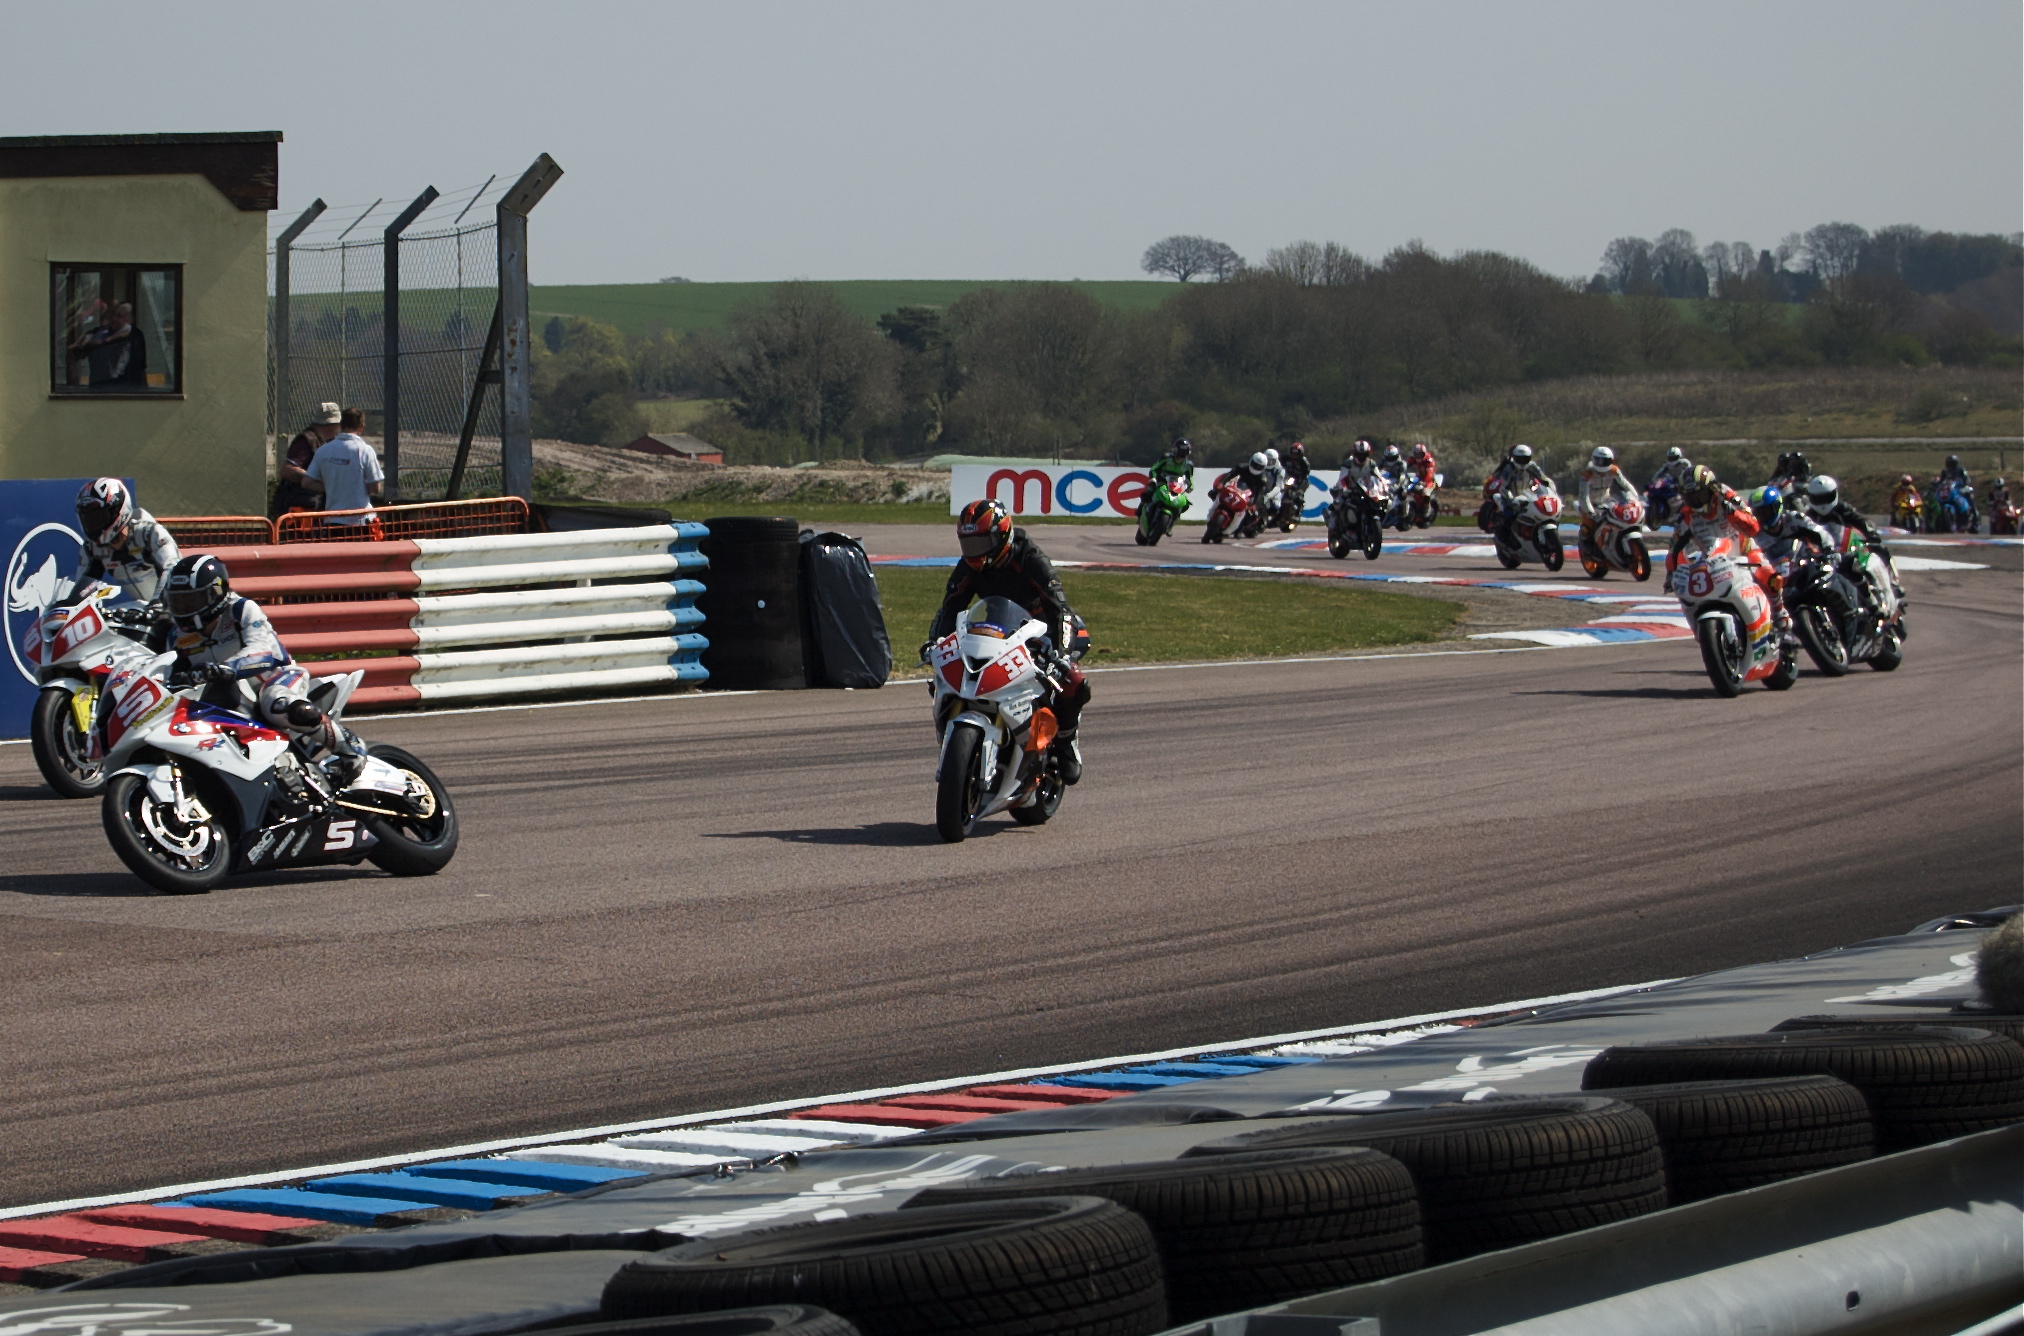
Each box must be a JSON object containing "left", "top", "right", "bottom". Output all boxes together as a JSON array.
[{"left": 4, "top": 0, "right": 2019, "bottom": 285}]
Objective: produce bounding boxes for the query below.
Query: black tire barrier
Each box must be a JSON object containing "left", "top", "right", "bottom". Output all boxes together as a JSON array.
[
  {"left": 1581, "top": 1075, "right": 1875, "bottom": 1203},
  {"left": 699, "top": 517, "right": 806, "bottom": 691},
  {"left": 1182, "top": 1097, "right": 1667, "bottom": 1263},
  {"left": 602, "top": 1196, "right": 1166, "bottom": 1336},
  {"left": 1771, "top": 1013, "right": 2024, "bottom": 1047},
  {"left": 1583, "top": 1028, "right": 2024, "bottom": 1152},
  {"left": 904, "top": 1147, "right": 1421, "bottom": 1323},
  {"left": 544, "top": 1307, "right": 861, "bottom": 1336}
]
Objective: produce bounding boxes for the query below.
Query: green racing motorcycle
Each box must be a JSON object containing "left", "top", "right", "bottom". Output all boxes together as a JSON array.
[{"left": 1135, "top": 474, "right": 1191, "bottom": 546}]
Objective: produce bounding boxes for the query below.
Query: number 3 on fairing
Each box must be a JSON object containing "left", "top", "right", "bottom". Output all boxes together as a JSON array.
[{"left": 323, "top": 819, "right": 358, "bottom": 852}]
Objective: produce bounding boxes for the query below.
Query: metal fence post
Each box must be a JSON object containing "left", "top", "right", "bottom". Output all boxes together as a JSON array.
[
  {"left": 382, "top": 185, "right": 440, "bottom": 502},
  {"left": 272, "top": 198, "right": 326, "bottom": 481},
  {"left": 497, "top": 154, "right": 563, "bottom": 501}
]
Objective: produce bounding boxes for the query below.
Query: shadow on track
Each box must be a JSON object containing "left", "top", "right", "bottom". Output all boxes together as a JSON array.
[
  {"left": 0, "top": 785, "right": 59, "bottom": 802},
  {"left": 704, "top": 822, "right": 972, "bottom": 847},
  {"left": 0, "top": 872, "right": 158, "bottom": 897}
]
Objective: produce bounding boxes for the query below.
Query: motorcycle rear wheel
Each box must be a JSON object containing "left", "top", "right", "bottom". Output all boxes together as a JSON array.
[
  {"left": 1795, "top": 605, "right": 1849, "bottom": 677},
  {"left": 1496, "top": 548, "right": 1521, "bottom": 570},
  {"left": 1765, "top": 643, "right": 1800, "bottom": 691},
  {"left": 1868, "top": 628, "right": 1904, "bottom": 672},
  {"left": 1696, "top": 617, "right": 1746, "bottom": 698},
  {"left": 936, "top": 725, "right": 986, "bottom": 843},
  {"left": 363, "top": 744, "right": 459, "bottom": 876},
  {"left": 1009, "top": 775, "right": 1063, "bottom": 826},
  {"left": 32, "top": 687, "right": 104, "bottom": 799},
  {"left": 102, "top": 770, "right": 230, "bottom": 894},
  {"left": 1579, "top": 553, "right": 1606, "bottom": 579}
]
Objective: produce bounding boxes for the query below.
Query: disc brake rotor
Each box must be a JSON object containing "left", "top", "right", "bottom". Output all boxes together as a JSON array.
[{"left": 139, "top": 793, "right": 214, "bottom": 861}]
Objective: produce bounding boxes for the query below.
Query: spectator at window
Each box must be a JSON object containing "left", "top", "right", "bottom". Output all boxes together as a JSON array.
[
  {"left": 69, "top": 301, "right": 147, "bottom": 387},
  {"left": 272, "top": 402, "right": 341, "bottom": 517},
  {"left": 303, "top": 407, "right": 385, "bottom": 527}
]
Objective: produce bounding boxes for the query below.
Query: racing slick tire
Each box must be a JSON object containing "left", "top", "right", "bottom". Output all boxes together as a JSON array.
[
  {"left": 1359, "top": 514, "right": 1383, "bottom": 561},
  {"left": 32, "top": 686, "right": 105, "bottom": 799},
  {"left": 1540, "top": 530, "right": 1565, "bottom": 571},
  {"left": 1184, "top": 1097, "right": 1667, "bottom": 1263},
  {"left": 1868, "top": 627, "right": 1904, "bottom": 671},
  {"left": 1696, "top": 616, "right": 1746, "bottom": 697},
  {"left": 556, "top": 1310, "right": 861, "bottom": 1336},
  {"left": 601, "top": 1196, "right": 1167, "bottom": 1336},
  {"left": 1764, "top": 642, "right": 1800, "bottom": 691},
  {"left": 1773, "top": 1013, "right": 2024, "bottom": 1047},
  {"left": 1327, "top": 528, "right": 1351, "bottom": 560},
  {"left": 935, "top": 724, "right": 986, "bottom": 843},
  {"left": 1583, "top": 1028, "right": 2024, "bottom": 1152},
  {"left": 1584, "top": 1075, "right": 1875, "bottom": 1203},
  {"left": 1794, "top": 605, "right": 1849, "bottom": 677},
  {"left": 102, "top": 769, "right": 231, "bottom": 894},
  {"left": 1009, "top": 774, "right": 1063, "bottom": 827},
  {"left": 907, "top": 1147, "right": 1421, "bottom": 1322},
  {"left": 1495, "top": 548, "right": 1521, "bottom": 570},
  {"left": 1628, "top": 536, "right": 1652, "bottom": 581},
  {"left": 362, "top": 744, "right": 459, "bottom": 876}
]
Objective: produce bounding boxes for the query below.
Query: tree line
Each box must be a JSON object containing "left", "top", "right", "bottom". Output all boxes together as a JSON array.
[{"left": 530, "top": 226, "right": 2021, "bottom": 466}]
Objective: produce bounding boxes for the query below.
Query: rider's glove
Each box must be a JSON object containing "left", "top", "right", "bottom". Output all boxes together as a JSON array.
[
  {"left": 917, "top": 640, "right": 932, "bottom": 666},
  {"left": 202, "top": 662, "right": 236, "bottom": 685}
]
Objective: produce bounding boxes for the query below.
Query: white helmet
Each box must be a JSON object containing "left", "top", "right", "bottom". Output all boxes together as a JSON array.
[
  {"left": 1510, "top": 444, "right": 1534, "bottom": 463},
  {"left": 1665, "top": 447, "right": 1684, "bottom": 463},
  {"left": 1381, "top": 444, "right": 1401, "bottom": 462},
  {"left": 1249, "top": 451, "right": 1269, "bottom": 471},
  {"left": 1590, "top": 446, "right": 1615, "bottom": 469},
  {"left": 1804, "top": 475, "right": 1839, "bottom": 516},
  {"left": 1265, "top": 448, "right": 1281, "bottom": 467}
]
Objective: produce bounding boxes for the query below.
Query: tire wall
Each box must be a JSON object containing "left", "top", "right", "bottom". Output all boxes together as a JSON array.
[{"left": 699, "top": 517, "right": 806, "bottom": 691}]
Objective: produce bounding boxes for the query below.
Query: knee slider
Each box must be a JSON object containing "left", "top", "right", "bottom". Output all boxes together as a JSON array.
[{"left": 285, "top": 699, "right": 324, "bottom": 730}]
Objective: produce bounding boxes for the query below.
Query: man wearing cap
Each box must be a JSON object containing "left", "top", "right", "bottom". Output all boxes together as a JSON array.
[
  {"left": 272, "top": 402, "right": 341, "bottom": 517},
  {"left": 303, "top": 407, "right": 386, "bottom": 527}
]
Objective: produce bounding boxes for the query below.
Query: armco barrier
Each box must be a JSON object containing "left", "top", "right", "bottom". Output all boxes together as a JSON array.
[{"left": 193, "top": 524, "right": 708, "bottom": 708}]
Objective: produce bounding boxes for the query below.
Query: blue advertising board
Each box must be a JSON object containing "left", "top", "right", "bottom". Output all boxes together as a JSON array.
[{"left": 3, "top": 479, "right": 109, "bottom": 740}]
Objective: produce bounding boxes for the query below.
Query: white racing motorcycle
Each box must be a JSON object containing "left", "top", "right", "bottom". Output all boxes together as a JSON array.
[
  {"left": 1672, "top": 535, "right": 1798, "bottom": 697},
  {"left": 924, "top": 596, "right": 1078, "bottom": 843},
  {"left": 89, "top": 649, "right": 458, "bottom": 893},
  {"left": 19, "top": 578, "right": 160, "bottom": 797},
  {"left": 1492, "top": 479, "right": 1567, "bottom": 571},
  {"left": 1579, "top": 496, "right": 1653, "bottom": 581}
]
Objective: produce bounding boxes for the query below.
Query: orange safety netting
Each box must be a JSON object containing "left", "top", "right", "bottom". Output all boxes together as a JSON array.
[
  {"left": 275, "top": 497, "right": 532, "bottom": 543},
  {"left": 160, "top": 516, "right": 276, "bottom": 546}
]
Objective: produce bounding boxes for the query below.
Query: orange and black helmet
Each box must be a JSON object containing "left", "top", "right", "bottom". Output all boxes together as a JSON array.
[{"left": 957, "top": 498, "right": 1014, "bottom": 569}]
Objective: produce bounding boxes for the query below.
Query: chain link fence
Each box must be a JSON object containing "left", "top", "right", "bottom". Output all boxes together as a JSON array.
[{"left": 270, "top": 185, "right": 503, "bottom": 501}]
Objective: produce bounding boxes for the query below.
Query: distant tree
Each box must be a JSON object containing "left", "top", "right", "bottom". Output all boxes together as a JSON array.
[
  {"left": 1803, "top": 222, "right": 1869, "bottom": 280},
  {"left": 1653, "top": 229, "right": 1708, "bottom": 298},
  {"left": 1701, "top": 241, "right": 1755, "bottom": 294},
  {"left": 877, "top": 306, "right": 962, "bottom": 449},
  {"left": 1600, "top": 236, "right": 1656, "bottom": 294},
  {"left": 531, "top": 315, "right": 646, "bottom": 446},
  {"left": 1143, "top": 234, "right": 1244, "bottom": 282},
  {"left": 542, "top": 315, "right": 565, "bottom": 353},
  {"left": 1263, "top": 240, "right": 1368, "bottom": 287},
  {"left": 716, "top": 282, "right": 895, "bottom": 457}
]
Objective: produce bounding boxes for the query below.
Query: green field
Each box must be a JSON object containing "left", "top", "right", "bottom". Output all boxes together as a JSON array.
[
  {"left": 875, "top": 566, "right": 1462, "bottom": 674},
  {"left": 531, "top": 279, "right": 1181, "bottom": 337}
]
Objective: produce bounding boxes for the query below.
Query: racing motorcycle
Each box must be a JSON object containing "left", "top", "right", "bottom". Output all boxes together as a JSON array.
[
  {"left": 1201, "top": 479, "right": 1254, "bottom": 545},
  {"left": 1269, "top": 479, "right": 1306, "bottom": 532},
  {"left": 924, "top": 596, "right": 1078, "bottom": 843},
  {"left": 1890, "top": 488, "right": 1923, "bottom": 533},
  {"left": 1491, "top": 479, "right": 1566, "bottom": 571},
  {"left": 1928, "top": 478, "right": 1979, "bottom": 534},
  {"left": 1645, "top": 476, "right": 1679, "bottom": 531},
  {"left": 1135, "top": 476, "right": 1189, "bottom": 547},
  {"left": 1405, "top": 471, "right": 1444, "bottom": 529},
  {"left": 1672, "top": 535, "right": 1799, "bottom": 697},
  {"left": 1578, "top": 497, "right": 1652, "bottom": 581},
  {"left": 20, "top": 578, "right": 160, "bottom": 798},
  {"left": 1326, "top": 473, "right": 1389, "bottom": 561},
  {"left": 91, "top": 655, "right": 457, "bottom": 893},
  {"left": 1786, "top": 528, "right": 1905, "bottom": 677},
  {"left": 1990, "top": 494, "right": 2020, "bottom": 536}
]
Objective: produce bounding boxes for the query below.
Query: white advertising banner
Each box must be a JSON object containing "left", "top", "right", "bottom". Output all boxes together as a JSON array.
[{"left": 949, "top": 463, "right": 1330, "bottom": 523}]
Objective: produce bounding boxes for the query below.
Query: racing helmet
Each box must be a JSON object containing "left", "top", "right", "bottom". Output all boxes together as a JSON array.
[
  {"left": 1264, "top": 448, "right": 1281, "bottom": 467},
  {"left": 1898, "top": 473, "right": 1913, "bottom": 485},
  {"left": 1665, "top": 447, "right": 1684, "bottom": 463},
  {"left": 75, "top": 477, "right": 133, "bottom": 544},
  {"left": 1248, "top": 451, "right": 1269, "bottom": 471},
  {"left": 1589, "top": 446, "right": 1615, "bottom": 469},
  {"left": 1350, "top": 440, "right": 1373, "bottom": 463},
  {"left": 1381, "top": 444, "right": 1401, "bottom": 463},
  {"left": 1747, "top": 485, "right": 1784, "bottom": 528},
  {"left": 1682, "top": 465, "right": 1718, "bottom": 510},
  {"left": 1287, "top": 441, "right": 1305, "bottom": 458},
  {"left": 1409, "top": 442, "right": 1429, "bottom": 461},
  {"left": 165, "top": 554, "right": 232, "bottom": 632},
  {"left": 956, "top": 498, "right": 1014, "bottom": 569},
  {"left": 1803, "top": 475, "right": 1840, "bottom": 516},
  {"left": 1170, "top": 437, "right": 1193, "bottom": 458},
  {"left": 1946, "top": 455, "right": 1961, "bottom": 468},
  {"left": 1510, "top": 444, "right": 1534, "bottom": 464}
]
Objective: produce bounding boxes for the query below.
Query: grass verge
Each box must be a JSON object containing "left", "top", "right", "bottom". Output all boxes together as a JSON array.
[{"left": 875, "top": 566, "right": 1463, "bottom": 675}]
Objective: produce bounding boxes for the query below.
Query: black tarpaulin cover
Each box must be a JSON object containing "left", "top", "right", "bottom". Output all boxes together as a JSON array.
[{"left": 800, "top": 531, "right": 891, "bottom": 688}]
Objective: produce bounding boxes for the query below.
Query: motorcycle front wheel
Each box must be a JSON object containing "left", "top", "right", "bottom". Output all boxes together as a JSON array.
[
  {"left": 1794, "top": 605, "right": 1849, "bottom": 677},
  {"left": 1540, "top": 531, "right": 1565, "bottom": 572},
  {"left": 102, "top": 770, "right": 230, "bottom": 894},
  {"left": 1360, "top": 514, "right": 1383, "bottom": 560},
  {"left": 1696, "top": 616, "right": 1746, "bottom": 698},
  {"left": 32, "top": 687, "right": 104, "bottom": 799},
  {"left": 363, "top": 744, "right": 459, "bottom": 876},
  {"left": 936, "top": 725, "right": 986, "bottom": 843},
  {"left": 1628, "top": 537, "right": 1652, "bottom": 582}
]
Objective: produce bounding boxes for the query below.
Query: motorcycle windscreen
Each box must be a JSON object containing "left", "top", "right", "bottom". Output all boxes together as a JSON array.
[{"left": 965, "top": 595, "right": 1032, "bottom": 638}]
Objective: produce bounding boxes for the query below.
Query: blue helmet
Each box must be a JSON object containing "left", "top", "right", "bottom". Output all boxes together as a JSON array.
[{"left": 1747, "top": 485, "right": 1784, "bottom": 528}]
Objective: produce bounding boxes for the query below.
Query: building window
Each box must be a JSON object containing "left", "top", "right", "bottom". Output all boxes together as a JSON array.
[{"left": 50, "top": 264, "right": 182, "bottom": 395}]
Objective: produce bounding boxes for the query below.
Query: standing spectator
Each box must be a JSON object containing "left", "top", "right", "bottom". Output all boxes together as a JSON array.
[
  {"left": 272, "top": 402, "right": 341, "bottom": 517},
  {"left": 303, "top": 407, "right": 385, "bottom": 528},
  {"left": 69, "top": 301, "right": 147, "bottom": 387}
]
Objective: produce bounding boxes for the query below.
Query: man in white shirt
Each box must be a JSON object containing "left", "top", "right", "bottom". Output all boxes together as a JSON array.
[{"left": 303, "top": 406, "right": 385, "bottom": 526}]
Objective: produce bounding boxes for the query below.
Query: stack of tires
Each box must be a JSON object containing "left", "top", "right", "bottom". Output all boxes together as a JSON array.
[
  {"left": 698, "top": 518, "right": 806, "bottom": 691},
  {"left": 582, "top": 1018, "right": 2024, "bottom": 1334}
]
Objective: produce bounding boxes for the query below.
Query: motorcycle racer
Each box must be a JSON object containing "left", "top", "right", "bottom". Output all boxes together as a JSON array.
[
  {"left": 1140, "top": 438, "right": 1196, "bottom": 529},
  {"left": 1216, "top": 451, "right": 1274, "bottom": 517},
  {"left": 163, "top": 554, "right": 366, "bottom": 780},
  {"left": 1889, "top": 474, "right": 1922, "bottom": 528},
  {"left": 931, "top": 500, "right": 1089, "bottom": 784},
  {"left": 1748, "top": 485, "right": 1831, "bottom": 562},
  {"left": 1405, "top": 442, "right": 1438, "bottom": 488},
  {"left": 1577, "top": 446, "right": 1639, "bottom": 555},
  {"left": 1768, "top": 451, "right": 1813, "bottom": 498},
  {"left": 72, "top": 477, "right": 179, "bottom": 608},
  {"left": 1938, "top": 454, "right": 1972, "bottom": 490},
  {"left": 1482, "top": 444, "right": 1552, "bottom": 540},
  {"left": 1668, "top": 466, "right": 1790, "bottom": 638}
]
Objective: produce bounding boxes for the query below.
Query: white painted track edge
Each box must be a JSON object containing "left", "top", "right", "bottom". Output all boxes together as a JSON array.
[{"left": 0, "top": 977, "right": 1674, "bottom": 1220}]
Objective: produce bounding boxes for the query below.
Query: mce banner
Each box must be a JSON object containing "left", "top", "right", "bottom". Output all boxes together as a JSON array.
[
  {"left": 949, "top": 464, "right": 1331, "bottom": 523},
  {"left": 3, "top": 479, "right": 104, "bottom": 740}
]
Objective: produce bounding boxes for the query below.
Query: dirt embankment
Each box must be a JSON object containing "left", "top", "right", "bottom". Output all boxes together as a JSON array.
[{"left": 531, "top": 442, "right": 950, "bottom": 508}]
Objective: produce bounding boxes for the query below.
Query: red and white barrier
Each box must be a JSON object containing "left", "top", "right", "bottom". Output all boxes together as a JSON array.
[{"left": 195, "top": 524, "right": 710, "bottom": 707}]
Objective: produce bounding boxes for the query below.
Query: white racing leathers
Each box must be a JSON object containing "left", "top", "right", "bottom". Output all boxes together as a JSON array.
[
  {"left": 74, "top": 509, "right": 180, "bottom": 605},
  {"left": 177, "top": 596, "right": 346, "bottom": 753}
]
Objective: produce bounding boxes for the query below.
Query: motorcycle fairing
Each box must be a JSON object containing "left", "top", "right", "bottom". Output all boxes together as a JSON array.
[{"left": 236, "top": 811, "right": 377, "bottom": 874}]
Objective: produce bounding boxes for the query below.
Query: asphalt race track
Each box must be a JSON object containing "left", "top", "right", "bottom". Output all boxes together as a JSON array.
[{"left": 2, "top": 529, "right": 2018, "bottom": 1208}]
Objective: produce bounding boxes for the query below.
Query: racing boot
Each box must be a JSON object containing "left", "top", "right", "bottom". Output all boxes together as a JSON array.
[
  {"left": 288, "top": 699, "right": 367, "bottom": 787},
  {"left": 1052, "top": 732, "right": 1083, "bottom": 785}
]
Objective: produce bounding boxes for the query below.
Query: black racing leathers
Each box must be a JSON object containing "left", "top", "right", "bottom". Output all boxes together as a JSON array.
[{"left": 930, "top": 529, "right": 1088, "bottom": 736}]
